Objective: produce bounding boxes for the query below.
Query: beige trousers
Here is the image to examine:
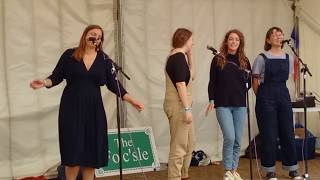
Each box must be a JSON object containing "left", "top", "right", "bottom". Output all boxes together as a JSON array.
[{"left": 164, "top": 101, "right": 195, "bottom": 180}]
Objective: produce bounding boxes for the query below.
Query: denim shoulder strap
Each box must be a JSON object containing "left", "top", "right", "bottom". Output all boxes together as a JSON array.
[{"left": 259, "top": 53, "right": 267, "bottom": 62}]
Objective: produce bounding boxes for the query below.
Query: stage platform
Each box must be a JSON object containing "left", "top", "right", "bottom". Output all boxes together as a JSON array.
[{"left": 101, "top": 154, "right": 320, "bottom": 180}]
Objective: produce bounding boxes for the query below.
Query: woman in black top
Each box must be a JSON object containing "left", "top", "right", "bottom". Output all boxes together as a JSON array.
[
  {"left": 30, "top": 25, "right": 144, "bottom": 180},
  {"left": 163, "top": 28, "right": 195, "bottom": 180},
  {"left": 206, "top": 29, "right": 251, "bottom": 180}
]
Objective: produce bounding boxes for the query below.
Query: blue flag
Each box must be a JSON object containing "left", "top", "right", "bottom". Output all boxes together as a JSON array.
[{"left": 291, "top": 26, "right": 299, "bottom": 49}]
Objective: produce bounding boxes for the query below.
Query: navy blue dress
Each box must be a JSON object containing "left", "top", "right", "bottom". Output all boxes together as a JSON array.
[{"left": 48, "top": 48, "right": 126, "bottom": 168}]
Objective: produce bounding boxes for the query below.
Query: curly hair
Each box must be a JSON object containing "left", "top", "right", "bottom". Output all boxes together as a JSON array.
[
  {"left": 171, "top": 28, "right": 192, "bottom": 49},
  {"left": 217, "top": 29, "right": 249, "bottom": 70}
]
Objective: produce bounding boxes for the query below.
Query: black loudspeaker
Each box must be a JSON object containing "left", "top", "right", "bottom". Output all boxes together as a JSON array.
[
  {"left": 292, "top": 96, "right": 315, "bottom": 108},
  {"left": 243, "top": 127, "right": 316, "bottom": 161}
]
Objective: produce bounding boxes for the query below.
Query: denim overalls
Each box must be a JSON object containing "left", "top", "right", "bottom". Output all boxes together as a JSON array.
[{"left": 255, "top": 53, "right": 298, "bottom": 172}]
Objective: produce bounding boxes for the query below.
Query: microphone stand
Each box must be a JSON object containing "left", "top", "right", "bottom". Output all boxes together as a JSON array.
[
  {"left": 113, "top": 62, "right": 130, "bottom": 180},
  {"left": 245, "top": 73, "right": 253, "bottom": 180},
  {"left": 89, "top": 45, "right": 131, "bottom": 179},
  {"left": 103, "top": 49, "right": 130, "bottom": 180},
  {"left": 286, "top": 43, "right": 312, "bottom": 180},
  {"left": 112, "top": 62, "right": 131, "bottom": 80}
]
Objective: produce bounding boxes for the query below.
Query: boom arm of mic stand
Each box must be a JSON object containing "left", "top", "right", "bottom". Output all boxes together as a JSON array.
[
  {"left": 287, "top": 43, "right": 312, "bottom": 180},
  {"left": 288, "top": 44, "right": 312, "bottom": 77},
  {"left": 101, "top": 50, "right": 131, "bottom": 80},
  {"left": 112, "top": 62, "right": 131, "bottom": 80}
]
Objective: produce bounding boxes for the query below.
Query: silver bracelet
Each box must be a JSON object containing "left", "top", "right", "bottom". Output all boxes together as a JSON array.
[{"left": 184, "top": 107, "right": 192, "bottom": 112}]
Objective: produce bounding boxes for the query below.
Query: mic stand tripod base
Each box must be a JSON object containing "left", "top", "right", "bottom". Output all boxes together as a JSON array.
[{"left": 303, "top": 173, "right": 310, "bottom": 180}]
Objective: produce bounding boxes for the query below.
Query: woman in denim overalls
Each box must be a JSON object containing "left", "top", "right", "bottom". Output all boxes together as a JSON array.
[{"left": 252, "top": 27, "right": 302, "bottom": 180}]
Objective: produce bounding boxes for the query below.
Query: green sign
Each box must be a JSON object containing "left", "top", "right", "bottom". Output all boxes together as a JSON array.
[{"left": 95, "top": 127, "right": 160, "bottom": 177}]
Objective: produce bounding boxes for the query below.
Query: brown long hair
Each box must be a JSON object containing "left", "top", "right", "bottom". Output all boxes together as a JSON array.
[
  {"left": 171, "top": 28, "right": 192, "bottom": 49},
  {"left": 264, "top": 26, "right": 283, "bottom": 51},
  {"left": 73, "top": 24, "right": 104, "bottom": 61},
  {"left": 217, "top": 29, "right": 248, "bottom": 69}
]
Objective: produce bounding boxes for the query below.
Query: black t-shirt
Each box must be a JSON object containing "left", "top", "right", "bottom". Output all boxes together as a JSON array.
[{"left": 166, "top": 52, "right": 190, "bottom": 89}]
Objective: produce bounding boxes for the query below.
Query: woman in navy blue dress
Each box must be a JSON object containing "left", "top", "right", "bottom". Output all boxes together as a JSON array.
[{"left": 30, "top": 25, "right": 144, "bottom": 180}]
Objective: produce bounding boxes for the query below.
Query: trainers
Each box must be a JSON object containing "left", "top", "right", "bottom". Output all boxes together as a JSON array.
[
  {"left": 289, "top": 171, "right": 303, "bottom": 179},
  {"left": 232, "top": 171, "right": 243, "bottom": 180},
  {"left": 224, "top": 171, "right": 234, "bottom": 180},
  {"left": 266, "top": 172, "right": 277, "bottom": 180}
]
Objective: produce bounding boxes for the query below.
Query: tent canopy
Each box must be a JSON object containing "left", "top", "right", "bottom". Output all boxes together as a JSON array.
[{"left": 0, "top": 0, "right": 319, "bottom": 178}]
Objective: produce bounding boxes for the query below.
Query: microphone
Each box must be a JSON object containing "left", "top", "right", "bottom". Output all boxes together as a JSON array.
[
  {"left": 281, "top": 39, "right": 291, "bottom": 45},
  {"left": 207, "top": 45, "right": 220, "bottom": 55},
  {"left": 242, "top": 68, "right": 251, "bottom": 82},
  {"left": 111, "top": 64, "right": 116, "bottom": 74},
  {"left": 243, "top": 69, "right": 251, "bottom": 75},
  {"left": 88, "top": 37, "right": 96, "bottom": 44},
  {"left": 88, "top": 37, "right": 99, "bottom": 51}
]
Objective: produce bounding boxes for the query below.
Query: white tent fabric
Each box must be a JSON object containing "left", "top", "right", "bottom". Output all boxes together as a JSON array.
[
  {"left": 297, "top": 1, "right": 320, "bottom": 136},
  {"left": 1, "top": 0, "right": 319, "bottom": 179},
  {"left": 0, "top": 0, "right": 117, "bottom": 178}
]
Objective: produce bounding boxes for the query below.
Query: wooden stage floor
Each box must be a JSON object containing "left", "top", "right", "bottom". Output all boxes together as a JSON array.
[{"left": 100, "top": 155, "right": 320, "bottom": 180}]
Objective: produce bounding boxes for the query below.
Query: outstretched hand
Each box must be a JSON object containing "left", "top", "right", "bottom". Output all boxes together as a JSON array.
[
  {"left": 130, "top": 99, "right": 144, "bottom": 112},
  {"left": 30, "top": 79, "right": 45, "bottom": 89},
  {"left": 114, "top": 93, "right": 145, "bottom": 112},
  {"left": 205, "top": 103, "right": 214, "bottom": 117}
]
